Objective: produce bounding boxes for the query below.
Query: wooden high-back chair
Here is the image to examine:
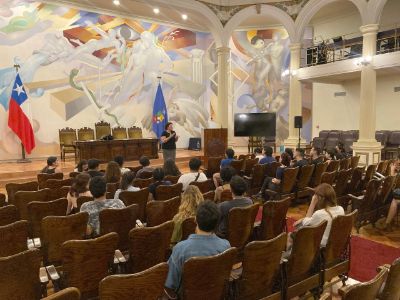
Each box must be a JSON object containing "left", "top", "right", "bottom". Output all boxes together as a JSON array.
[
  {"left": 285, "top": 221, "right": 327, "bottom": 299},
  {"left": 378, "top": 258, "right": 400, "bottom": 300},
  {"left": 164, "top": 175, "right": 180, "bottom": 184},
  {"left": 146, "top": 196, "right": 181, "bottom": 227},
  {"left": 334, "top": 169, "right": 353, "bottom": 198},
  {"left": 112, "top": 126, "right": 127, "bottom": 139},
  {"left": 133, "top": 178, "right": 153, "bottom": 188},
  {"left": 0, "top": 220, "right": 29, "bottom": 256},
  {"left": 37, "top": 173, "right": 63, "bottom": 189},
  {"left": 339, "top": 159, "right": 349, "bottom": 171},
  {"left": 321, "top": 171, "right": 337, "bottom": 185},
  {"left": 76, "top": 196, "right": 93, "bottom": 211},
  {"left": 0, "top": 205, "right": 19, "bottom": 226},
  {"left": 0, "top": 193, "right": 5, "bottom": 207},
  {"left": 127, "top": 126, "right": 143, "bottom": 139},
  {"left": 189, "top": 179, "right": 214, "bottom": 194},
  {"left": 181, "top": 217, "right": 197, "bottom": 241},
  {"left": 350, "top": 156, "right": 360, "bottom": 169},
  {"left": 42, "top": 287, "right": 81, "bottom": 300},
  {"left": 15, "top": 189, "right": 49, "bottom": 220},
  {"left": 77, "top": 127, "right": 95, "bottom": 141},
  {"left": 59, "top": 127, "right": 77, "bottom": 161},
  {"left": 100, "top": 204, "right": 139, "bottom": 252},
  {"left": 233, "top": 233, "right": 287, "bottom": 300},
  {"left": 128, "top": 220, "right": 174, "bottom": 273},
  {"left": 230, "top": 159, "right": 245, "bottom": 175},
  {"left": 265, "top": 161, "right": 281, "bottom": 178},
  {"left": 204, "top": 157, "right": 222, "bottom": 178},
  {"left": 28, "top": 198, "right": 68, "bottom": 238},
  {"left": 46, "top": 179, "right": 72, "bottom": 200},
  {"left": 99, "top": 262, "right": 168, "bottom": 300},
  {"left": 119, "top": 189, "right": 149, "bottom": 221},
  {"left": 45, "top": 178, "right": 72, "bottom": 190},
  {"left": 227, "top": 204, "right": 259, "bottom": 249},
  {"left": 265, "top": 167, "right": 299, "bottom": 201},
  {"left": 243, "top": 158, "right": 259, "bottom": 177},
  {"left": 182, "top": 248, "right": 238, "bottom": 300},
  {"left": 326, "top": 160, "right": 340, "bottom": 172},
  {"left": 245, "top": 164, "right": 267, "bottom": 195},
  {"left": 310, "top": 162, "right": 328, "bottom": 188},
  {"left": 61, "top": 232, "right": 118, "bottom": 299},
  {"left": 0, "top": 249, "right": 42, "bottom": 300},
  {"left": 41, "top": 212, "right": 88, "bottom": 265},
  {"left": 137, "top": 170, "right": 154, "bottom": 179},
  {"left": 6, "top": 181, "right": 38, "bottom": 205},
  {"left": 106, "top": 182, "right": 119, "bottom": 199},
  {"left": 95, "top": 121, "right": 111, "bottom": 139},
  {"left": 295, "top": 165, "right": 315, "bottom": 200},
  {"left": 155, "top": 183, "right": 182, "bottom": 200}
]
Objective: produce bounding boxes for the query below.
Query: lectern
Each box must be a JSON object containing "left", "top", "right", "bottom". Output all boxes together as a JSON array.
[{"left": 202, "top": 128, "right": 228, "bottom": 164}]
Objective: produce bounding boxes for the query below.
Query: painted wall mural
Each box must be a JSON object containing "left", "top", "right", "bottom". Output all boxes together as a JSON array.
[
  {"left": 0, "top": 1, "right": 218, "bottom": 159},
  {"left": 230, "top": 28, "right": 312, "bottom": 147}
]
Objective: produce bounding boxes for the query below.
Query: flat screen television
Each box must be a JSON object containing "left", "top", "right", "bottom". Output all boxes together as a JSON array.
[{"left": 234, "top": 113, "right": 276, "bottom": 137}]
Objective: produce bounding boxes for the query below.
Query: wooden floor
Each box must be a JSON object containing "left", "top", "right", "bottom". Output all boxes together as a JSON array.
[{"left": 0, "top": 149, "right": 399, "bottom": 249}]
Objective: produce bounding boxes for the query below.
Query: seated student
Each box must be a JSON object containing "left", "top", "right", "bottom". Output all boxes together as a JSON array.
[
  {"left": 382, "top": 189, "right": 400, "bottom": 231},
  {"left": 310, "top": 147, "right": 324, "bottom": 165},
  {"left": 254, "top": 147, "right": 264, "bottom": 160},
  {"left": 259, "top": 146, "right": 276, "bottom": 164},
  {"left": 40, "top": 156, "right": 62, "bottom": 174},
  {"left": 325, "top": 150, "right": 336, "bottom": 162},
  {"left": 80, "top": 176, "right": 125, "bottom": 236},
  {"left": 165, "top": 200, "right": 230, "bottom": 296},
  {"left": 217, "top": 176, "right": 253, "bottom": 238},
  {"left": 214, "top": 166, "right": 235, "bottom": 202},
  {"left": 114, "top": 156, "right": 130, "bottom": 174},
  {"left": 285, "top": 148, "right": 294, "bottom": 160},
  {"left": 334, "top": 143, "right": 347, "bottom": 159},
  {"left": 258, "top": 152, "right": 292, "bottom": 200},
  {"left": 148, "top": 168, "right": 172, "bottom": 200},
  {"left": 291, "top": 148, "right": 309, "bottom": 168},
  {"left": 171, "top": 185, "right": 204, "bottom": 245},
  {"left": 74, "top": 160, "right": 88, "bottom": 173},
  {"left": 114, "top": 171, "right": 140, "bottom": 200},
  {"left": 66, "top": 173, "right": 92, "bottom": 215},
  {"left": 136, "top": 156, "right": 154, "bottom": 178},
  {"left": 163, "top": 158, "right": 182, "bottom": 177},
  {"left": 293, "top": 183, "right": 344, "bottom": 246},
  {"left": 213, "top": 148, "right": 235, "bottom": 188},
  {"left": 178, "top": 158, "right": 207, "bottom": 191},
  {"left": 86, "top": 159, "right": 104, "bottom": 178},
  {"left": 104, "top": 161, "right": 121, "bottom": 184}
]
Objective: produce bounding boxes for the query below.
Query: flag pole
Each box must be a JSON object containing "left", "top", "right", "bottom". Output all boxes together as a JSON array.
[
  {"left": 157, "top": 75, "right": 163, "bottom": 153},
  {"left": 13, "top": 64, "right": 31, "bottom": 164}
]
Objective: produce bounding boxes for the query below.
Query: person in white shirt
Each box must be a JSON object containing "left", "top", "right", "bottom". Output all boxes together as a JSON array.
[
  {"left": 114, "top": 171, "right": 140, "bottom": 200},
  {"left": 114, "top": 156, "right": 131, "bottom": 175},
  {"left": 294, "top": 183, "right": 345, "bottom": 246},
  {"left": 178, "top": 158, "right": 207, "bottom": 191},
  {"left": 254, "top": 147, "right": 264, "bottom": 160}
]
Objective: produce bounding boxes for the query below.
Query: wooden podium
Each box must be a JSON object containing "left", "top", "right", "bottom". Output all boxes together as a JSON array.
[{"left": 202, "top": 128, "right": 228, "bottom": 161}]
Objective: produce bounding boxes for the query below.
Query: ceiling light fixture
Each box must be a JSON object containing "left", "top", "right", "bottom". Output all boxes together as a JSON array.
[
  {"left": 181, "top": 14, "right": 188, "bottom": 20},
  {"left": 113, "top": 0, "right": 120, "bottom": 5},
  {"left": 153, "top": 8, "right": 160, "bottom": 14}
]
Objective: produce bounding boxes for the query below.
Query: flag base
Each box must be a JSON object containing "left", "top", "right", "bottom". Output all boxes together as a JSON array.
[{"left": 17, "top": 158, "right": 31, "bottom": 164}]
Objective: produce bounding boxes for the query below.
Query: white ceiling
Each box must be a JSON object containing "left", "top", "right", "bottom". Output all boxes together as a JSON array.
[{"left": 198, "top": 0, "right": 290, "bottom": 5}]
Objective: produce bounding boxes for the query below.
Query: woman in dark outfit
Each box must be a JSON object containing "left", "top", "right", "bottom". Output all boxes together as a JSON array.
[{"left": 161, "top": 122, "right": 179, "bottom": 162}]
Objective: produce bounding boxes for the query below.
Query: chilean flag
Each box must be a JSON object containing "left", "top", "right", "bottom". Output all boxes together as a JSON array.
[{"left": 8, "top": 74, "right": 35, "bottom": 154}]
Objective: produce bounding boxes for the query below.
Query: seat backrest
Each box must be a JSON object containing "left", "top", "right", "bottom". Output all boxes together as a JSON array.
[
  {"left": 146, "top": 196, "right": 181, "bottom": 227},
  {"left": 376, "top": 175, "right": 395, "bottom": 206},
  {"left": 136, "top": 170, "right": 153, "bottom": 179},
  {"left": 220, "top": 189, "right": 233, "bottom": 202},
  {"left": 182, "top": 247, "right": 238, "bottom": 300},
  {"left": 15, "top": 188, "right": 49, "bottom": 220},
  {"left": 69, "top": 171, "right": 80, "bottom": 178},
  {"left": 6, "top": 181, "right": 38, "bottom": 205},
  {"left": 128, "top": 220, "right": 174, "bottom": 273},
  {"left": 230, "top": 159, "right": 245, "bottom": 174},
  {"left": 342, "top": 268, "right": 387, "bottom": 300},
  {"left": 312, "top": 137, "right": 325, "bottom": 150},
  {"left": 350, "top": 156, "right": 360, "bottom": 169},
  {"left": 0, "top": 249, "right": 42, "bottom": 300},
  {"left": 28, "top": 198, "right": 68, "bottom": 238},
  {"left": 321, "top": 171, "right": 337, "bottom": 185},
  {"left": 62, "top": 232, "right": 118, "bottom": 299},
  {"left": 286, "top": 221, "right": 327, "bottom": 284},
  {"left": 99, "top": 262, "right": 168, "bottom": 300},
  {"left": 265, "top": 161, "right": 281, "bottom": 178},
  {"left": 281, "top": 167, "right": 299, "bottom": 194},
  {"left": 95, "top": 121, "right": 111, "bottom": 139},
  {"left": 77, "top": 127, "right": 95, "bottom": 141},
  {"left": 243, "top": 158, "right": 259, "bottom": 176},
  {"left": 45, "top": 178, "right": 73, "bottom": 189},
  {"left": 249, "top": 164, "right": 266, "bottom": 188},
  {"left": 339, "top": 159, "right": 348, "bottom": 171},
  {"left": 47, "top": 184, "right": 71, "bottom": 201},
  {"left": 202, "top": 191, "right": 215, "bottom": 200},
  {"left": 237, "top": 233, "right": 287, "bottom": 300},
  {"left": 388, "top": 131, "right": 400, "bottom": 145},
  {"left": 359, "top": 179, "right": 381, "bottom": 213},
  {"left": 296, "top": 165, "right": 315, "bottom": 189},
  {"left": 377, "top": 160, "right": 389, "bottom": 174},
  {"left": 328, "top": 131, "right": 340, "bottom": 139},
  {"left": 375, "top": 132, "right": 388, "bottom": 145},
  {"left": 41, "top": 212, "right": 88, "bottom": 265},
  {"left": 155, "top": 183, "right": 182, "bottom": 201},
  {"left": 365, "top": 164, "right": 377, "bottom": 183},
  {"left": 379, "top": 258, "right": 400, "bottom": 300},
  {"left": 227, "top": 204, "right": 259, "bottom": 249},
  {"left": 334, "top": 169, "right": 353, "bottom": 197},
  {"left": 326, "top": 160, "right": 340, "bottom": 172},
  {"left": 100, "top": 204, "right": 139, "bottom": 251},
  {"left": 205, "top": 157, "right": 223, "bottom": 177},
  {"left": 181, "top": 217, "right": 197, "bottom": 241},
  {"left": 0, "top": 205, "right": 19, "bottom": 226},
  {"left": 127, "top": 126, "right": 143, "bottom": 139},
  {"left": 311, "top": 162, "right": 328, "bottom": 187},
  {"left": 164, "top": 175, "right": 180, "bottom": 184},
  {"left": 319, "top": 130, "right": 330, "bottom": 139},
  {"left": 37, "top": 173, "right": 64, "bottom": 189},
  {"left": 0, "top": 220, "right": 29, "bottom": 256},
  {"left": 347, "top": 167, "right": 364, "bottom": 194},
  {"left": 59, "top": 127, "right": 77, "bottom": 146},
  {"left": 259, "top": 197, "right": 291, "bottom": 240},
  {"left": 119, "top": 189, "right": 149, "bottom": 221},
  {"left": 0, "top": 193, "right": 5, "bottom": 207},
  {"left": 76, "top": 196, "right": 94, "bottom": 210},
  {"left": 112, "top": 126, "right": 127, "bottom": 139},
  {"left": 133, "top": 177, "right": 154, "bottom": 188},
  {"left": 189, "top": 179, "right": 213, "bottom": 194},
  {"left": 324, "top": 210, "right": 358, "bottom": 266},
  {"left": 42, "top": 287, "right": 81, "bottom": 300}
]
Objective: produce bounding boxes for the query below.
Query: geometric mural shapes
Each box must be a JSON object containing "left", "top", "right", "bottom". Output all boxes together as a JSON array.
[
  {"left": 50, "top": 88, "right": 91, "bottom": 121},
  {"left": 162, "top": 29, "right": 196, "bottom": 51},
  {"left": 163, "top": 73, "right": 206, "bottom": 99}
]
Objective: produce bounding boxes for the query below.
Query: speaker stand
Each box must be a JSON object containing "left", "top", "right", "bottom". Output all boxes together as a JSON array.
[{"left": 298, "top": 128, "right": 301, "bottom": 150}]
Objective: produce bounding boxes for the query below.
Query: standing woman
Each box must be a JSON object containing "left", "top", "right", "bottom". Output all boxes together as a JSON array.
[{"left": 161, "top": 122, "right": 179, "bottom": 162}]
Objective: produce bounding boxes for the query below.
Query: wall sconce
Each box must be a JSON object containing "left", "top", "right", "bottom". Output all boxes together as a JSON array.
[
  {"left": 281, "top": 69, "right": 297, "bottom": 77},
  {"left": 354, "top": 55, "right": 372, "bottom": 66}
]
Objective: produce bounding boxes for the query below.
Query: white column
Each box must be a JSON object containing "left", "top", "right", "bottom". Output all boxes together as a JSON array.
[
  {"left": 284, "top": 43, "right": 305, "bottom": 149},
  {"left": 216, "top": 46, "right": 230, "bottom": 129},
  {"left": 352, "top": 24, "right": 381, "bottom": 166},
  {"left": 191, "top": 49, "right": 205, "bottom": 106}
]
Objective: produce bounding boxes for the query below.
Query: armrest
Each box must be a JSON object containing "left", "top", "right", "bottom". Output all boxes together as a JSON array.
[
  {"left": 113, "top": 249, "right": 129, "bottom": 274},
  {"left": 377, "top": 264, "right": 391, "bottom": 272},
  {"left": 339, "top": 284, "right": 360, "bottom": 297},
  {"left": 39, "top": 267, "right": 49, "bottom": 298},
  {"left": 27, "top": 238, "right": 41, "bottom": 249},
  {"left": 114, "top": 249, "right": 127, "bottom": 263},
  {"left": 347, "top": 194, "right": 364, "bottom": 201},
  {"left": 265, "top": 189, "right": 278, "bottom": 198},
  {"left": 46, "top": 265, "right": 60, "bottom": 281}
]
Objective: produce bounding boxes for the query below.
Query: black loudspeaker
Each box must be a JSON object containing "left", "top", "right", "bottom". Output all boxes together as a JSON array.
[
  {"left": 294, "top": 116, "right": 303, "bottom": 129},
  {"left": 188, "top": 138, "right": 201, "bottom": 151}
]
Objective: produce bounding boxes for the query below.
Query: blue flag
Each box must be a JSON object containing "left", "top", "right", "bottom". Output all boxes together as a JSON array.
[{"left": 152, "top": 83, "right": 168, "bottom": 139}]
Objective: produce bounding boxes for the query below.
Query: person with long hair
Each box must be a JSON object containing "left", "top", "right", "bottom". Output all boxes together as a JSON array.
[
  {"left": 67, "top": 173, "right": 92, "bottom": 215},
  {"left": 74, "top": 160, "right": 88, "bottom": 173},
  {"left": 171, "top": 185, "right": 204, "bottom": 245},
  {"left": 163, "top": 158, "right": 181, "bottom": 177},
  {"left": 104, "top": 161, "right": 121, "bottom": 184},
  {"left": 114, "top": 171, "right": 140, "bottom": 200},
  {"left": 214, "top": 166, "right": 235, "bottom": 202}
]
